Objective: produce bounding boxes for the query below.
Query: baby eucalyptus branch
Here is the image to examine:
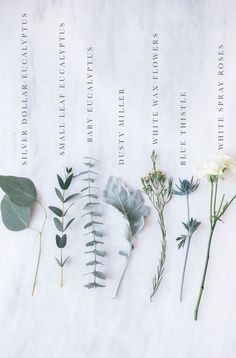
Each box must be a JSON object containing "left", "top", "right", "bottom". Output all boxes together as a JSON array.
[{"left": 80, "top": 157, "right": 106, "bottom": 289}]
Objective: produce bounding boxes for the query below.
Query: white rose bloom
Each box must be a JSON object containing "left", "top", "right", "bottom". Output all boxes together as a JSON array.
[
  {"left": 198, "top": 159, "right": 224, "bottom": 179},
  {"left": 216, "top": 153, "right": 236, "bottom": 175},
  {"left": 198, "top": 153, "right": 236, "bottom": 179}
]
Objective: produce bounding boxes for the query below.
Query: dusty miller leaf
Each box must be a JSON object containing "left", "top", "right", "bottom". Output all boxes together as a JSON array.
[{"left": 103, "top": 176, "right": 150, "bottom": 239}]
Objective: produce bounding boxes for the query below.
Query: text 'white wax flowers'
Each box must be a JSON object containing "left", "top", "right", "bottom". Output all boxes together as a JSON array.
[{"left": 198, "top": 153, "right": 236, "bottom": 180}]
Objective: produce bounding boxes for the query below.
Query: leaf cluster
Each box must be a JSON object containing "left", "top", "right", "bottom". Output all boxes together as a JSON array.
[
  {"left": 176, "top": 218, "right": 201, "bottom": 249},
  {"left": 49, "top": 167, "right": 78, "bottom": 267},
  {"left": 0, "top": 176, "right": 37, "bottom": 231},
  {"left": 80, "top": 158, "right": 106, "bottom": 288}
]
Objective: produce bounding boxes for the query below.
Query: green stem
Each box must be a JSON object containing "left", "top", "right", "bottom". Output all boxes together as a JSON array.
[
  {"left": 180, "top": 193, "right": 191, "bottom": 302},
  {"left": 31, "top": 201, "right": 47, "bottom": 296},
  {"left": 150, "top": 209, "right": 167, "bottom": 301},
  {"left": 60, "top": 179, "right": 66, "bottom": 287},
  {"left": 194, "top": 223, "right": 215, "bottom": 320},
  {"left": 60, "top": 248, "right": 64, "bottom": 287}
]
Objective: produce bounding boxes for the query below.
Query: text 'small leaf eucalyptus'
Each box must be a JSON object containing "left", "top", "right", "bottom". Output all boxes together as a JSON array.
[
  {"left": 80, "top": 157, "right": 106, "bottom": 289},
  {"left": 49, "top": 167, "right": 78, "bottom": 287},
  {"left": 104, "top": 176, "right": 150, "bottom": 298},
  {"left": 0, "top": 176, "right": 47, "bottom": 295},
  {"left": 141, "top": 151, "right": 173, "bottom": 301},
  {"left": 174, "top": 177, "right": 201, "bottom": 302}
]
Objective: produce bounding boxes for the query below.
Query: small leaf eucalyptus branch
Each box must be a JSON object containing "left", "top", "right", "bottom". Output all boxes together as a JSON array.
[
  {"left": 194, "top": 153, "right": 236, "bottom": 320},
  {"left": 49, "top": 167, "right": 78, "bottom": 287},
  {"left": 79, "top": 157, "right": 106, "bottom": 289},
  {"left": 141, "top": 151, "right": 173, "bottom": 301},
  {"left": 174, "top": 177, "right": 201, "bottom": 302}
]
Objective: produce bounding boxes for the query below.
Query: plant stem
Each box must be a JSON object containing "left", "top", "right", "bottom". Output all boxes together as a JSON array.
[
  {"left": 194, "top": 182, "right": 215, "bottom": 320},
  {"left": 180, "top": 193, "right": 191, "bottom": 302},
  {"left": 194, "top": 223, "right": 215, "bottom": 320},
  {"left": 60, "top": 248, "right": 64, "bottom": 287},
  {"left": 150, "top": 208, "right": 167, "bottom": 301},
  {"left": 31, "top": 201, "right": 47, "bottom": 296},
  {"left": 60, "top": 184, "right": 66, "bottom": 287},
  {"left": 113, "top": 242, "right": 132, "bottom": 298}
]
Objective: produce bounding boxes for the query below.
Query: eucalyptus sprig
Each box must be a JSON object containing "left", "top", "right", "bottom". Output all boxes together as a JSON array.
[
  {"left": 49, "top": 167, "right": 78, "bottom": 287},
  {"left": 194, "top": 154, "right": 236, "bottom": 320},
  {"left": 174, "top": 177, "right": 201, "bottom": 301},
  {"left": 79, "top": 157, "right": 106, "bottom": 289},
  {"left": 141, "top": 151, "right": 173, "bottom": 301},
  {"left": 0, "top": 176, "right": 47, "bottom": 296},
  {"left": 104, "top": 176, "right": 150, "bottom": 298}
]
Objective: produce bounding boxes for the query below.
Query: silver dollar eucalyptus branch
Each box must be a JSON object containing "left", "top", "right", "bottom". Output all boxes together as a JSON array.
[
  {"left": 141, "top": 151, "right": 173, "bottom": 301},
  {"left": 104, "top": 176, "right": 150, "bottom": 298},
  {"left": 174, "top": 178, "right": 201, "bottom": 302},
  {"left": 0, "top": 176, "right": 47, "bottom": 296}
]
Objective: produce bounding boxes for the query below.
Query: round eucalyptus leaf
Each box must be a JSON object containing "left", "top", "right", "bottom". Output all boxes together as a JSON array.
[
  {"left": 56, "top": 234, "right": 67, "bottom": 248},
  {"left": 1, "top": 195, "right": 31, "bottom": 231},
  {"left": 0, "top": 176, "right": 37, "bottom": 206}
]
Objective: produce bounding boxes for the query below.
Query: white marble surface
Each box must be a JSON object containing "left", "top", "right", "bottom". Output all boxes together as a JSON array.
[{"left": 1, "top": 0, "right": 236, "bottom": 357}]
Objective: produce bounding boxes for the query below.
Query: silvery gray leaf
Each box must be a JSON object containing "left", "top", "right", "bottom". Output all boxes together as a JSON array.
[{"left": 104, "top": 176, "right": 150, "bottom": 238}]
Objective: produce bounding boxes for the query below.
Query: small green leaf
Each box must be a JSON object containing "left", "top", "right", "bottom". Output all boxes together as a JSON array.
[
  {"left": 57, "top": 175, "right": 65, "bottom": 190},
  {"left": 64, "top": 203, "right": 74, "bottom": 217},
  {"left": 84, "top": 282, "right": 105, "bottom": 288},
  {"left": 83, "top": 178, "right": 96, "bottom": 183},
  {"left": 64, "top": 193, "right": 79, "bottom": 203},
  {"left": 85, "top": 250, "right": 106, "bottom": 257},
  {"left": 49, "top": 206, "right": 63, "bottom": 217},
  {"left": 119, "top": 251, "right": 128, "bottom": 257},
  {"left": 64, "top": 174, "right": 73, "bottom": 189},
  {"left": 56, "top": 234, "right": 67, "bottom": 248},
  {"left": 54, "top": 217, "right": 63, "bottom": 231},
  {"left": 1, "top": 195, "right": 31, "bottom": 231},
  {"left": 86, "top": 260, "right": 103, "bottom": 266},
  {"left": 55, "top": 257, "right": 62, "bottom": 267},
  {"left": 84, "top": 221, "right": 103, "bottom": 229},
  {"left": 82, "top": 211, "right": 101, "bottom": 218},
  {"left": 62, "top": 256, "right": 70, "bottom": 266},
  {"left": 86, "top": 240, "right": 104, "bottom": 247},
  {"left": 0, "top": 176, "right": 37, "bottom": 206},
  {"left": 64, "top": 218, "right": 75, "bottom": 231},
  {"left": 93, "top": 271, "right": 106, "bottom": 279},
  {"left": 55, "top": 188, "right": 64, "bottom": 202},
  {"left": 66, "top": 167, "right": 72, "bottom": 173},
  {"left": 84, "top": 162, "right": 95, "bottom": 168},
  {"left": 83, "top": 202, "right": 100, "bottom": 210},
  {"left": 81, "top": 194, "right": 99, "bottom": 199}
]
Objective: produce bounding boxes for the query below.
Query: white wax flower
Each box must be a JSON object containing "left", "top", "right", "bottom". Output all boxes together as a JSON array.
[{"left": 198, "top": 153, "right": 236, "bottom": 179}]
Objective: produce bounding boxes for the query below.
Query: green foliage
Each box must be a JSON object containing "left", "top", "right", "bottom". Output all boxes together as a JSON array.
[
  {"left": 0, "top": 176, "right": 37, "bottom": 206},
  {"left": 80, "top": 157, "right": 105, "bottom": 289},
  {"left": 141, "top": 151, "right": 173, "bottom": 301},
  {"left": 49, "top": 167, "right": 78, "bottom": 284},
  {"left": 104, "top": 176, "right": 149, "bottom": 297},
  {"left": 1, "top": 195, "right": 31, "bottom": 231},
  {"left": 0, "top": 175, "right": 47, "bottom": 296}
]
